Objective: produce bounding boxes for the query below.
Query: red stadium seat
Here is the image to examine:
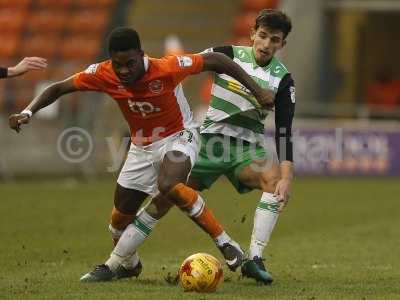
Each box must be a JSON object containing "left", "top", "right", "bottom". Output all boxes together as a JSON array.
[
  {"left": 0, "top": 0, "right": 30, "bottom": 9},
  {"left": 60, "top": 35, "right": 101, "bottom": 62},
  {"left": 67, "top": 10, "right": 109, "bottom": 34},
  {"left": 27, "top": 10, "right": 68, "bottom": 34},
  {"left": 73, "top": 0, "right": 115, "bottom": 8},
  {"left": 233, "top": 12, "right": 258, "bottom": 37},
  {"left": 0, "top": 9, "right": 26, "bottom": 35},
  {"left": 36, "top": 0, "right": 72, "bottom": 9},
  {"left": 241, "top": 0, "right": 279, "bottom": 11},
  {"left": 20, "top": 34, "right": 60, "bottom": 59},
  {"left": 0, "top": 35, "right": 20, "bottom": 60}
]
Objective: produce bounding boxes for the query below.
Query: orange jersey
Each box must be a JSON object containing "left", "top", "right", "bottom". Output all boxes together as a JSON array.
[{"left": 73, "top": 54, "right": 204, "bottom": 145}]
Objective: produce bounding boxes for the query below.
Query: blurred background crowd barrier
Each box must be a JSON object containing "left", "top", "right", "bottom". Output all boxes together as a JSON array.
[{"left": 0, "top": 0, "right": 399, "bottom": 179}]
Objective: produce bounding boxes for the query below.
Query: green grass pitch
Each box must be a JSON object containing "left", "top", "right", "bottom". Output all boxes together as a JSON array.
[{"left": 1, "top": 178, "right": 400, "bottom": 299}]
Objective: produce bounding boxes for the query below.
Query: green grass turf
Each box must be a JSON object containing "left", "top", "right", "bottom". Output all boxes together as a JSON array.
[{"left": 1, "top": 178, "right": 400, "bottom": 300}]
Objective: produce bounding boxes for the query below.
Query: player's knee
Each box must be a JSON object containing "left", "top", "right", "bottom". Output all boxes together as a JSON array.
[
  {"left": 110, "top": 207, "right": 134, "bottom": 231},
  {"left": 158, "top": 178, "right": 180, "bottom": 196},
  {"left": 145, "top": 197, "right": 173, "bottom": 219}
]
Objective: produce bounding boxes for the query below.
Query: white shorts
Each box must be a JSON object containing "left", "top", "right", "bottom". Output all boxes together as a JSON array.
[{"left": 117, "top": 128, "right": 200, "bottom": 196}]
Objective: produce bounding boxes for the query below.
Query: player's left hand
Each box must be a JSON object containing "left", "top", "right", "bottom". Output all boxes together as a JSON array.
[
  {"left": 274, "top": 178, "right": 292, "bottom": 212},
  {"left": 8, "top": 57, "right": 47, "bottom": 77}
]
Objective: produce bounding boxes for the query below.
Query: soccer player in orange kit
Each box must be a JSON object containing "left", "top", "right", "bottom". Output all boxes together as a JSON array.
[{"left": 9, "top": 27, "right": 274, "bottom": 282}]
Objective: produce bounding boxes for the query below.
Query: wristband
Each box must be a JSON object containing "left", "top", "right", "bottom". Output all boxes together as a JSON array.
[
  {"left": 21, "top": 109, "right": 33, "bottom": 118},
  {"left": 0, "top": 67, "right": 7, "bottom": 78}
]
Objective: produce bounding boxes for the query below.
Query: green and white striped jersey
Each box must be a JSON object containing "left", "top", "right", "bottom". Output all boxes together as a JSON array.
[{"left": 201, "top": 45, "right": 290, "bottom": 145}]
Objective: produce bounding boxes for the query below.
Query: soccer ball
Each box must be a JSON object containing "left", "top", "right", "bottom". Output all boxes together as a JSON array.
[{"left": 178, "top": 253, "right": 223, "bottom": 293}]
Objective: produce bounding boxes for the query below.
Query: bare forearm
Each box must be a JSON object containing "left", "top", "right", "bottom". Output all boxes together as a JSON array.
[
  {"left": 25, "top": 78, "right": 77, "bottom": 114},
  {"left": 202, "top": 52, "right": 274, "bottom": 107},
  {"left": 280, "top": 160, "right": 293, "bottom": 180},
  {"left": 203, "top": 52, "right": 261, "bottom": 96},
  {"left": 25, "top": 84, "right": 63, "bottom": 114}
]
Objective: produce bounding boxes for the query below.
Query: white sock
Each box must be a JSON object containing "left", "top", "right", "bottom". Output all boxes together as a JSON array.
[
  {"left": 121, "top": 251, "right": 140, "bottom": 269},
  {"left": 105, "top": 253, "right": 124, "bottom": 272},
  {"left": 249, "top": 192, "right": 280, "bottom": 259},
  {"left": 106, "top": 208, "right": 158, "bottom": 272},
  {"left": 105, "top": 251, "right": 140, "bottom": 272}
]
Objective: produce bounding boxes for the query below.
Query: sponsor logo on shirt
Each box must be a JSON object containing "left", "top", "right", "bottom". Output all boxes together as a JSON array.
[
  {"left": 238, "top": 49, "right": 246, "bottom": 59},
  {"left": 274, "top": 66, "right": 283, "bottom": 73},
  {"left": 128, "top": 100, "right": 161, "bottom": 117},
  {"left": 177, "top": 56, "right": 193, "bottom": 67},
  {"left": 148, "top": 79, "right": 164, "bottom": 94}
]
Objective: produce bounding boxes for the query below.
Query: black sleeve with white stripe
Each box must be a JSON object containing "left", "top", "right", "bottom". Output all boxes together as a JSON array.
[
  {"left": 274, "top": 73, "right": 295, "bottom": 162},
  {"left": 212, "top": 46, "right": 234, "bottom": 60}
]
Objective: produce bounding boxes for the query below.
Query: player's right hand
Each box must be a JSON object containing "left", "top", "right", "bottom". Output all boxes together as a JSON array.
[
  {"left": 9, "top": 113, "right": 31, "bottom": 133},
  {"left": 254, "top": 88, "right": 275, "bottom": 109}
]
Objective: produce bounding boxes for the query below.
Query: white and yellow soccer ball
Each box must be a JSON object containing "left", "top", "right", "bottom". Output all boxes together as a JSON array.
[{"left": 178, "top": 253, "right": 223, "bottom": 293}]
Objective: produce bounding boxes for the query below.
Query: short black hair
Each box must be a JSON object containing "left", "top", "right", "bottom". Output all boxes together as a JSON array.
[
  {"left": 108, "top": 27, "right": 142, "bottom": 53},
  {"left": 255, "top": 9, "right": 292, "bottom": 39}
]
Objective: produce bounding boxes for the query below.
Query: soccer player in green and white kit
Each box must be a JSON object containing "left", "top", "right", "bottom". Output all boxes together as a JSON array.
[
  {"left": 87, "top": 9, "right": 294, "bottom": 284},
  {"left": 192, "top": 9, "right": 294, "bottom": 284}
]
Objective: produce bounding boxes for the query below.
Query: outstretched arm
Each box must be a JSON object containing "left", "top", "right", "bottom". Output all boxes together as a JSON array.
[
  {"left": 274, "top": 74, "right": 296, "bottom": 211},
  {"left": 5, "top": 57, "right": 47, "bottom": 78},
  {"left": 9, "top": 77, "right": 78, "bottom": 133},
  {"left": 201, "top": 52, "right": 274, "bottom": 108}
]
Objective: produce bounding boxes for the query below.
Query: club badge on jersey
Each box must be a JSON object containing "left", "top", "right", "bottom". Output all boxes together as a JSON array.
[
  {"left": 148, "top": 79, "right": 164, "bottom": 94},
  {"left": 177, "top": 129, "right": 194, "bottom": 145},
  {"left": 84, "top": 63, "right": 99, "bottom": 74},
  {"left": 177, "top": 56, "right": 193, "bottom": 68}
]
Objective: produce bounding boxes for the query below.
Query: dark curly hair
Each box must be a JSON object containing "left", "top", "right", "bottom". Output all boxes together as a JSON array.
[{"left": 108, "top": 27, "right": 142, "bottom": 53}]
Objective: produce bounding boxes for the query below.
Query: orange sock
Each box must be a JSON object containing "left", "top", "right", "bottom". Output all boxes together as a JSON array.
[
  {"left": 110, "top": 207, "right": 135, "bottom": 246},
  {"left": 193, "top": 206, "right": 224, "bottom": 239},
  {"left": 169, "top": 183, "right": 223, "bottom": 239}
]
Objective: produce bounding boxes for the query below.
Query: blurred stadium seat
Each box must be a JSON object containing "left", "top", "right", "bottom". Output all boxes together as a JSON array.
[
  {"left": 74, "top": 0, "right": 116, "bottom": 9},
  {"left": 233, "top": 0, "right": 280, "bottom": 40},
  {"left": 0, "top": 0, "right": 116, "bottom": 117},
  {"left": 0, "top": 0, "right": 30, "bottom": 9},
  {"left": 60, "top": 35, "right": 101, "bottom": 61},
  {"left": 0, "top": 9, "right": 27, "bottom": 35},
  {"left": 241, "top": 0, "right": 279, "bottom": 11},
  {"left": 233, "top": 12, "right": 258, "bottom": 37},
  {"left": 0, "top": 35, "right": 20, "bottom": 60},
  {"left": 21, "top": 34, "right": 60, "bottom": 58},
  {"left": 27, "top": 10, "right": 68, "bottom": 34},
  {"left": 67, "top": 10, "right": 109, "bottom": 34},
  {"left": 37, "top": 0, "right": 72, "bottom": 9}
]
